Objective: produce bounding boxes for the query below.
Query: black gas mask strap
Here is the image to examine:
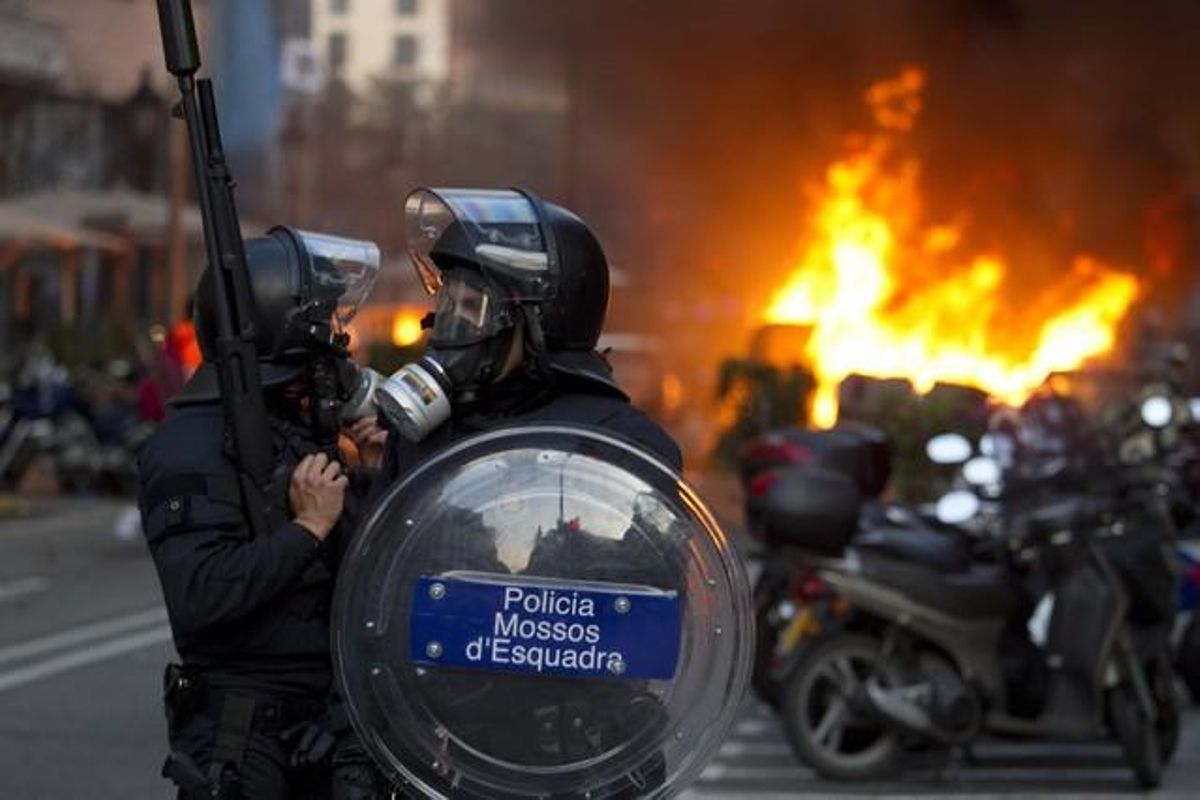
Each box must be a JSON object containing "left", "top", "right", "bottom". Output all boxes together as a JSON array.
[{"left": 519, "top": 303, "right": 557, "bottom": 387}]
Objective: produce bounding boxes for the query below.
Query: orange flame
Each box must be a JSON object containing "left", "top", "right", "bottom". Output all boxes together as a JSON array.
[
  {"left": 391, "top": 308, "right": 425, "bottom": 347},
  {"left": 765, "top": 67, "right": 1140, "bottom": 427}
]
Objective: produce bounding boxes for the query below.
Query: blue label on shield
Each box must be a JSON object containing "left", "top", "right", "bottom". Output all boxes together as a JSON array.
[{"left": 409, "top": 574, "right": 682, "bottom": 680}]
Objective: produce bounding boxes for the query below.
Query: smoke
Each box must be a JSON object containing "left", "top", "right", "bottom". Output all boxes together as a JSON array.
[
  {"left": 489, "top": 1, "right": 1200, "bottom": 334},
  {"left": 412, "top": 1, "right": 1200, "bottom": 398}
]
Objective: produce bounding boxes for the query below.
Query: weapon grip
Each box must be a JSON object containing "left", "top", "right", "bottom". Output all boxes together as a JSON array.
[{"left": 157, "top": 0, "right": 201, "bottom": 77}]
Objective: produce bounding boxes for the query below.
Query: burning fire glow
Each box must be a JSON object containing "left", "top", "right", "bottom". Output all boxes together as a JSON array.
[
  {"left": 765, "top": 67, "right": 1141, "bottom": 427},
  {"left": 391, "top": 308, "right": 426, "bottom": 347}
]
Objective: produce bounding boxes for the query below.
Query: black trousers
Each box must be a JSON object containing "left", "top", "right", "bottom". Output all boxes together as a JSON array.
[{"left": 170, "top": 709, "right": 331, "bottom": 800}]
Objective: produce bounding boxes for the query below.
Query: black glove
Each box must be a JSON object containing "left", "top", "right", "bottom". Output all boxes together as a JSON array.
[{"left": 281, "top": 719, "right": 339, "bottom": 768}]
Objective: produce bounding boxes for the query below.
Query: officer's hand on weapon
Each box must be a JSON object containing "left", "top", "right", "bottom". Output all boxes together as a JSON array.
[
  {"left": 289, "top": 453, "right": 348, "bottom": 541},
  {"left": 346, "top": 416, "right": 388, "bottom": 470}
]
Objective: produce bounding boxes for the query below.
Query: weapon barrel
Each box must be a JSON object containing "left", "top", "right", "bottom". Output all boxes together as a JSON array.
[
  {"left": 156, "top": 0, "right": 200, "bottom": 77},
  {"left": 154, "top": 0, "right": 283, "bottom": 537}
]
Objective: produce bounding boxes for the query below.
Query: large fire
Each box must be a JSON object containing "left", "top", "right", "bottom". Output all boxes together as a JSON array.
[{"left": 764, "top": 68, "right": 1141, "bottom": 427}]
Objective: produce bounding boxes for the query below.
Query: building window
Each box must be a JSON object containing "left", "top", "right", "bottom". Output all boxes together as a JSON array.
[
  {"left": 393, "top": 35, "right": 418, "bottom": 68},
  {"left": 331, "top": 0, "right": 349, "bottom": 13},
  {"left": 328, "top": 33, "right": 347, "bottom": 72},
  {"left": 396, "top": 0, "right": 418, "bottom": 15}
]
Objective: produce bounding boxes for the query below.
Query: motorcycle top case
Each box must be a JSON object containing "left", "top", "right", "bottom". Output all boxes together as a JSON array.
[
  {"left": 333, "top": 425, "right": 752, "bottom": 799},
  {"left": 740, "top": 425, "right": 891, "bottom": 498},
  {"left": 747, "top": 465, "right": 862, "bottom": 553}
]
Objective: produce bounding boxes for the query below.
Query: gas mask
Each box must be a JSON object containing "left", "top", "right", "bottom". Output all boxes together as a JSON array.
[
  {"left": 374, "top": 187, "right": 559, "bottom": 442},
  {"left": 377, "top": 274, "right": 517, "bottom": 442}
]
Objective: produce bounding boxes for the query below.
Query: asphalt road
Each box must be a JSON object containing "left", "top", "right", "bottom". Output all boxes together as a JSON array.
[
  {"left": 681, "top": 699, "right": 1200, "bottom": 800},
  {"left": 0, "top": 498, "right": 173, "bottom": 799},
  {"left": 2, "top": 497, "right": 1200, "bottom": 799}
]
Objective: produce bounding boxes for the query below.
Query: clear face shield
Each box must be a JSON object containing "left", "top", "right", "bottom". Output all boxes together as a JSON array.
[
  {"left": 293, "top": 229, "right": 382, "bottom": 332},
  {"left": 268, "top": 229, "right": 383, "bottom": 425},
  {"left": 429, "top": 272, "right": 515, "bottom": 347},
  {"left": 403, "top": 188, "right": 555, "bottom": 301}
]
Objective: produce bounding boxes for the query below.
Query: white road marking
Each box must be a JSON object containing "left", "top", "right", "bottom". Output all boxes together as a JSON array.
[
  {"left": 0, "top": 607, "right": 168, "bottom": 667},
  {"left": 698, "top": 763, "right": 810, "bottom": 783},
  {"left": 0, "top": 576, "right": 49, "bottom": 602},
  {"left": 716, "top": 740, "right": 793, "bottom": 758},
  {"left": 0, "top": 624, "right": 173, "bottom": 693},
  {"left": 734, "top": 718, "right": 778, "bottom": 737},
  {"left": 683, "top": 794, "right": 1025, "bottom": 800},
  {"left": 682, "top": 794, "right": 916, "bottom": 800},
  {"left": 0, "top": 505, "right": 124, "bottom": 539}
]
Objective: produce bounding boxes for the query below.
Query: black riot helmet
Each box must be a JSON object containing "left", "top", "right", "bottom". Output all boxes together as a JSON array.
[
  {"left": 404, "top": 187, "right": 611, "bottom": 369},
  {"left": 378, "top": 188, "right": 620, "bottom": 439},
  {"left": 193, "top": 226, "right": 380, "bottom": 386}
]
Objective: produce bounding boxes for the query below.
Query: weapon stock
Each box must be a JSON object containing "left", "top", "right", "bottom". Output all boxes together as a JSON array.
[{"left": 155, "top": 0, "right": 283, "bottom": 536}]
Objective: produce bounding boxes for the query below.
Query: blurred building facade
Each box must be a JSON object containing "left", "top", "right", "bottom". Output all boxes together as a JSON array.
[
  {"left": 309, "top": 0, "right": 451, "bottom": 99},
  {"left": 0, "top": 0, "right": 211, "bottom": 364}
]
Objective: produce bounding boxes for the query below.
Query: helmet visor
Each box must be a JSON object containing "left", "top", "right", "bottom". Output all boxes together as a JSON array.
[
  {"left": 296, "top": 230, "right": 381, "bottom": 328},
  {"left": 404, "top": 188, "right": 553, "bottom": 301}
]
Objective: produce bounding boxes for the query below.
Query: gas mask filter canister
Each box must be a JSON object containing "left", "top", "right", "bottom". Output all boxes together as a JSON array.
[{"left": 376, "top": 359, "right": 452, "bottom": 443}]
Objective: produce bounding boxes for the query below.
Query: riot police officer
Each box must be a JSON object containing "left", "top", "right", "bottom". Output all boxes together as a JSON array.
[
  {"left": 348, "top": 188, "right": 682, "bottom": 797},
  {"left": 138, "top": 227, "right": 384, "bottom": 799}
]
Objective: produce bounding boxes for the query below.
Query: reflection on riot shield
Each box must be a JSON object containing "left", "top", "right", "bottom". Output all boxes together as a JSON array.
[{"left": 334, "top": 426, "right": 751, "bottom": 799}]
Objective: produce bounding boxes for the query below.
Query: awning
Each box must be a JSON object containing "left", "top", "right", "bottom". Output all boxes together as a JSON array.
[
  {"left": 0, "top": 186, "right": 262, "bottom": 245},
  {"left": 0, "top": 204, "right": 126, "bottom": 253}
]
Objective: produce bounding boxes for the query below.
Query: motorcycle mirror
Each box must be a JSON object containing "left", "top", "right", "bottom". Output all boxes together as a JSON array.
[
  {"left": 1189, "top": 398, "right": 1200, "bottom": 423},
  {"left": 936, "top": 490, "right": 981, "bottom": 525},
  {"left": 962, "top": 456, "right": 1002, "bottom": 487},
  {"left": 926, "top": 433, "right": 972, "bottom": 465},
  {"left": 1141, "top": 395, "right": 1173, "bottom": 429}
]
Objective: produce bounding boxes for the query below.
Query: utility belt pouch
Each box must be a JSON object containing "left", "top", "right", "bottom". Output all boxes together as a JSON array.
[{"left": 162, "top": 663, "right": 202, "bottom": 732}]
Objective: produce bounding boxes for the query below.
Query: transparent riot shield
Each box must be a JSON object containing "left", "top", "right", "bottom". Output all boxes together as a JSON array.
[{"left": 334, "top": 425, "right": 752, "bottom": 798}]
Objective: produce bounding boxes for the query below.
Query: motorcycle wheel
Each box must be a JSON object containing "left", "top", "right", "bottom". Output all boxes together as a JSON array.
[
  {"left": 781, "top": 632, "right": 899, "bottom": 780},
  {"left": 1176, "top": 615, "right": 1200, "bottom": 704},
  {"left": 1108, "top": 682, "right": 1163, "bottom": 789}
]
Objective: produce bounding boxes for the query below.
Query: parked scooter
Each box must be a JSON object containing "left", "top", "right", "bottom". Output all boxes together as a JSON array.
[
  {"left": 0, "top": 357, "right": 150, "bottom": 495},
  {"left": 779, "top": 398, "right": 1178, "bottom": 788},
  {"left": 1120, "top": 386, "right": 1200, "bottom": 703},
  {"left": 742, "top": 425, "right": 983, "bottom": 710},
  {"left": 741, "top": 426, "right": 892, "bottom": 707}
]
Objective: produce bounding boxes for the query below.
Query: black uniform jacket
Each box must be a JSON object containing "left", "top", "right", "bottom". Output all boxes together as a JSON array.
[
  {"left": 138, "top": 400, "right": 345, "bottom": 698},
  {"left": 374, "top": 369, "right": 683, "bottom": 488}
]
